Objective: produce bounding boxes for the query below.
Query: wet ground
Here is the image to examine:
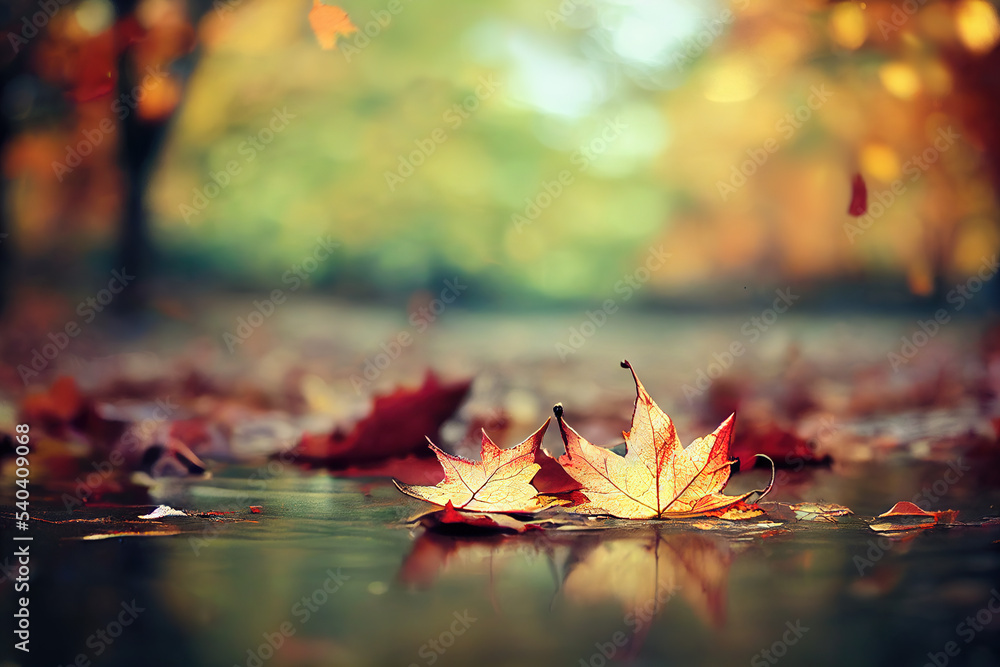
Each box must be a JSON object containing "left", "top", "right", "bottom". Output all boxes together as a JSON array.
[
  {"left": 2, "top": 302, "right": 1000, "bottom": 666},
  {"left": 6, "top": 464, "right": 1000, "bottom": 667}
]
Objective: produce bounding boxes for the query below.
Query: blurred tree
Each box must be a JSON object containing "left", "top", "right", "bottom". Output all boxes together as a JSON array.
[{"left": 0, "top": 0, "right": 211, "bottom": 314}]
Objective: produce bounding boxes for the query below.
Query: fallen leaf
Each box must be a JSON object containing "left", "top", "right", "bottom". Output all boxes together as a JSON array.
[
  {"left": 706, "top": 502, "right": 766, "bottom": 520},
  {"left": 21, "top": 375, "right": 84, "bottom": 423},
  {"left": 335, "top": 453, "right": 446, "bottom": 485},
  {"left": 869, "top": 501, "right": 959, "bottom": 532},
  {"left": 394, "top": 419, "right": 560, "bottom": 513},
  {"left": 139, "top": 436, "right": 208, "bottom": 478},
  {"left": 295, "top": 372, "right": 472, "bottom": 467},
  {"left": 759, "top": 501, "right": 848, "bottom": 522},
  {"left": 789, "top": 502, "right": 853, "bottom": 522},
  {"left": 729, "top": 418, "right": 831, "bottom": 473},
  {"left": 415, "top": 501, "right": 541, "bottom": 535},
  {"left": 20, "top": 376, "right": 123, "bottom": 445},
  {"left": 553, "top": 361, "right": 771, "bottom": 519},
  {"left": 308, "top": 1, "right": 358, "bottom": 50}
]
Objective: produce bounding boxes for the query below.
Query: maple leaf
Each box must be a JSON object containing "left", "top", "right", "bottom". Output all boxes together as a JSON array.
[
  {"left": 308, "top": 1, "right": 358, "bottom": 50},
  {"left": 294, "top": 372, "right": 471, "bottom": 468},
  {"left": 554, "top": 361, "right": 771, "bottom": 519},
  {"left": 394, "top": 419, "right": 559, "bottom": 513}
]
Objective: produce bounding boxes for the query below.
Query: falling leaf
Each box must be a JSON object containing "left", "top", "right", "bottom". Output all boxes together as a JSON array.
[
  {"left": 308, "top": 1, "right": 358, "bottom": 50},
  {"left": 869, "top": 501, "right": 958, "bottom": 532},
  {"left": 295, "top": 372, "right": 472, "bottom": 467},
  {"left": 848, "top": 172, "right": 867, "bottom": 216},
  {"left": 553, "top": 361, "right": 771, "bottom": 519},
  {"left": 394, "top": 419, "right": 561, "bottom": 513}
]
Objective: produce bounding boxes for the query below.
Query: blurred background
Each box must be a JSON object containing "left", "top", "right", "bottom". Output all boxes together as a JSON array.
[{"left": 2, "top": 0, "right": 999, "bottom": 312}]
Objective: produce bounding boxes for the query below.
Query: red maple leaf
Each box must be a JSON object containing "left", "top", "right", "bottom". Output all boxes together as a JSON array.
[{"left": 294, "top": 372, "right": 471, "bottom": 468}]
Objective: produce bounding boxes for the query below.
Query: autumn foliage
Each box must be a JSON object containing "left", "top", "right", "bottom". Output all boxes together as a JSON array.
[{"left": 394, "top": 361, "right": 773, "bottom": 520}]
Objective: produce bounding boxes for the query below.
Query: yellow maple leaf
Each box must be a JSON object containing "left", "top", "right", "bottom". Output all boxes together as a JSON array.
[{"left": 554, "top": 361, "right": 771, "bottom": 519}]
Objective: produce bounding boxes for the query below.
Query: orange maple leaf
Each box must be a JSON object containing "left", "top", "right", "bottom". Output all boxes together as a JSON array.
[
  {"left": 308, "top": 1, "right": 358, "bottom": 50},
  {"left": 394, "top": 419, "right": 560, "bottom": 513},
  {"left": 554, "top": 361, "right": 771, "bottom": 519}
]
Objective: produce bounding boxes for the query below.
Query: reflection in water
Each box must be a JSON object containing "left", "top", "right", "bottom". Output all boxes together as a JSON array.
[
  {"left": 560, "top": 529, "right": 737, "bottom": 628},
  {"left": 398, "top": 524, "right": 749, "bottom": 654}
]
